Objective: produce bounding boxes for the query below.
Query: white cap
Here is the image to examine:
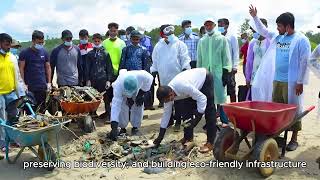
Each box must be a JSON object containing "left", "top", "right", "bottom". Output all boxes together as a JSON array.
[
  {"left": 204, "top": 18, "right": 215, "bottom": 25},
  {"left": 136, "top": 26, "right": 146, "bottom": 34}
]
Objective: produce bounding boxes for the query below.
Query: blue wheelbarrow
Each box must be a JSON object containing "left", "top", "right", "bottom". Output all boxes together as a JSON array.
[{"left": 0, "top": 118, "right": 71, "bottom": 171}]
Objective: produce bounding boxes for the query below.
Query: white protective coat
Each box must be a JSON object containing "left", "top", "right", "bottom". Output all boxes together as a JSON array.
[
  {"left": 110, "top": 70, "right": 153, "bottom": 128},
  {"left": 251, "top": 16, "right": 311, "bottom": 113},
  {"left": 151, "top": 37, "right": 191, "bottom": 85}
]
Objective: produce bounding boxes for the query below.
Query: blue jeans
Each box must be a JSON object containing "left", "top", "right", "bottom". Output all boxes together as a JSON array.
[{"left": 0, "top": 91, "right": 18, "bottom": 145}]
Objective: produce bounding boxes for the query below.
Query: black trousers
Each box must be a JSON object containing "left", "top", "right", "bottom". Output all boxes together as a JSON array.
[
  {"left": 190, "top": 61, "right": 197, "bottom": 69},
  {"left": 144, "top": 79, "right": 155, "bottom": 108},
  {"left": 184, "top": 71, "right": 217, "bottom": 144},
  {"left": 174, "top": 98, "right": 196, "bottom": 125},
  {"left": 30, "top": 90, "right": 47, "bottom": 114},
  {"left": 92, "top": 80, "right": 113, "bottom": 116}
]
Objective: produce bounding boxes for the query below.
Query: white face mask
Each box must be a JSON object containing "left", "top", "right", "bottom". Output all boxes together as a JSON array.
[
  {"left": 241, "top": 39, "right": 247, "bottom": 43},
  {"left": 205, "top": 29, "right": 215, "bottom": 35},
  {"left": 93, "top": 44, "right": 102, "bottom": 48}
]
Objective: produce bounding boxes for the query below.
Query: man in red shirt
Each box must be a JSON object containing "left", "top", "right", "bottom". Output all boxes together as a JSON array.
[{"left": 240, "top": 32, "right": 249, "bottom": 78}]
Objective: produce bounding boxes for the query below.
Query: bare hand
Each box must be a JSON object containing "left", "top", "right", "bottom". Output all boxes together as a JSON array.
[
  {"left": 296, "top": 84, "right": 303, "bottom": 96},
  {"left": 249, "top": 4, "right": 257, "bottom": 17}
]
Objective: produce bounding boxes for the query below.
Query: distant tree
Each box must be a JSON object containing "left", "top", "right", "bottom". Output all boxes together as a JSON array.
[{"left": 239, "top": 18, "right": 250, "bottom": 35}]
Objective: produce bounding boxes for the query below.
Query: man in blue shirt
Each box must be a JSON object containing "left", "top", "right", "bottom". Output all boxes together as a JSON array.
[
  {"left": 19, "top": 30, "right": 51, "bottom": 113},
  {"left": 178, "top": 20, "right": 199, "bottom": 68},
  {"left": 249, "top": 6, "right": 311, "bottom": 151},
  {"left": 119, "top": 30, "right": 150, "bottom": 71}
]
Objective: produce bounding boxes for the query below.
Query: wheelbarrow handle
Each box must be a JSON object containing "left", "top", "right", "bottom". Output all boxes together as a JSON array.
[
  {"left": 295, "top": 105, "right": 315, "bottom": 121},
  {"left": 307, "top": 106, "right": 315, "bottom": 112}
]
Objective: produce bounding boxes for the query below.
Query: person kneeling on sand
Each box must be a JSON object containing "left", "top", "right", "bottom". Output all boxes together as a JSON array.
[
  {"left": 153, "top": 68, "right": 217, "bottom": 153},
  {"left": 107, "top": 69, "right": 153, "bottom": 141}
]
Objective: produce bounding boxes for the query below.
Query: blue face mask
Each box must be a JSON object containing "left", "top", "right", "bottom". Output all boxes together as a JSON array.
[
  {"left": 64, "top": 41, "right": 72, "bottom": 46},
  {"left": 218, "top": 27, "right": 225, "bottom": 34},
  {"left": 10, "top": 48, "right": 19, "bottom": 55},
  {"left": 167, "top": 34, "right": 176, "bottom": 43},
  {"left": 184, "top": 27, "right": 192, "bottom": 35},
  {"left": 120, "top": 35, "right": 127, "bottom": 41},
  {"left": 34, "top": 44, "right": 44, "bottom": 50},
  {"left": 253, "top": 32, "right": 260, "bottom": 39},
  {"left": 80, "top": 39, "right": 88, "bottom": 45}
]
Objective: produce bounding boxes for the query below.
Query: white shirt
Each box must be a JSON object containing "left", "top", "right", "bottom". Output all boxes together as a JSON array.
[
  {"left": 111, "top": 70, "right": 153, "bottom": 122},
  {"left": 160, "top": 68, "right": 208, "bottom": 128},
  {"left": 226, "top": 32, "right": 240, "bottom": 70},
  {"left": 251, "top": 39, "right": 268, "bottom": 83}
]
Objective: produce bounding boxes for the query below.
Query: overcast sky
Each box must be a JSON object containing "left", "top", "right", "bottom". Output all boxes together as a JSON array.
[{"left": 1, "top": 0, "right": 319, "bottom": 41}]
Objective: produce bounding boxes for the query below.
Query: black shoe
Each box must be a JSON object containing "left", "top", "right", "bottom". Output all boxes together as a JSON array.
[
  {"left": 131, "top": 127, "right": 139, "bottom": 136},
  {"left": 286, "top": 141, "right": 298, "bottom": 151},
  {"left": 119, "top": 128, "right": 127, "bottom": 135},
  {"left": 99, "top": 112, "right": 109, "bottom": 119},
  {"left": 106, "top": 121, "right": 118, "bottom": 141},
  {"left": 145, "top": 106, "right": 156, "bottom": 110},
  {"left": 158, "top": 103, "right": 164, "bottom": 108}
]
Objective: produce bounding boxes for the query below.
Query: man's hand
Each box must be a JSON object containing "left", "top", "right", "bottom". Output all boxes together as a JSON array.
[
  {"left": 249, "top": 4, "right": 258, "bottom": 17},
  {"left": 127, "top": 98, "right": 134, "bottom": 108},
  {"left": 296, "top": 84, "right": 303, "bottom": 96}
]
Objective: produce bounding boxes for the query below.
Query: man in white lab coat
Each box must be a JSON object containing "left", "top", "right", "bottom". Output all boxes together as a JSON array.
[
  {"left": 154, "top": 68, "right": 217, "bottom": 153},
  {"left": 249, "top": 5, "right": 311, "bottom": 151},
  {"left": 108, "top": 69, "right": 153, "bottom": 141},
  {"left": 151, "top": 24, "right": 191, "bottom": 128}
]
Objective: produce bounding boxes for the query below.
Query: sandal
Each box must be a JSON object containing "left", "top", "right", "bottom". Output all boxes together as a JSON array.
[
  {"left": 286, "top": 141, "right": 298, "bottom": 151},
  {"left": 199, "top": 142, "right": 213, "bottom": 153}
]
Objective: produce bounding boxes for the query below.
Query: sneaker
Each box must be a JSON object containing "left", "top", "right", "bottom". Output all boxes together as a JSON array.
[
  {"left": 199, "top": 142, "right": 214, "bottom": 153},
  {"left": 286, "top": 141, "right": 298, "bottom": 151}
]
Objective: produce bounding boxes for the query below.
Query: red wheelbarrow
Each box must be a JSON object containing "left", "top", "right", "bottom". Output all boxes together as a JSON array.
[{"left": 214, "top": 101, "right": 315, "bottom": 177}]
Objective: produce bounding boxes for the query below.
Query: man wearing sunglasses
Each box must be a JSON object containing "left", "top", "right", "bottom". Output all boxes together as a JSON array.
[{"left": 50, "top": 30, "right": 82, "bottom": 87}]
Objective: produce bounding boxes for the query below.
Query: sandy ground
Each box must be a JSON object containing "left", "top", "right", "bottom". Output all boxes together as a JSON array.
[{"left": 0, "top": 67, "right": 320, "bottom": 180}]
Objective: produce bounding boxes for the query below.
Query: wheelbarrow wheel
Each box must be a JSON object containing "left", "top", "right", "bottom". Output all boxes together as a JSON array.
[
  {"left": 252, "top": 138, "right": 279, "bottom": 177},
  {"left": 213, "top": 127, "right": 240, "bottom": 161},
  {"left": 38, "top": 143, "right": 57, "bottom": 171},
  {"left": 83, "top": 115, "right": 94, "bottom": 133}
]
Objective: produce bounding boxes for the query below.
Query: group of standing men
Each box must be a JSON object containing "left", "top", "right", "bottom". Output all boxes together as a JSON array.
[{"left": 0, "top": 4, "right": 317, "bottom": 154}]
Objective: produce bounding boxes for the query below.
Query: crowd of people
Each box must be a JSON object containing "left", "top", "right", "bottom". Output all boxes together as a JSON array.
[{"left": 1, "top": 5, "right": 320, "bottom": 156}]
